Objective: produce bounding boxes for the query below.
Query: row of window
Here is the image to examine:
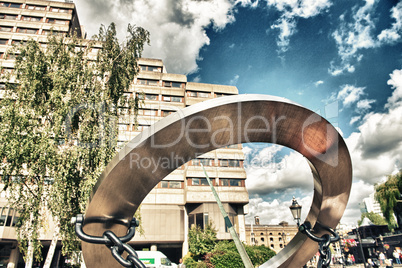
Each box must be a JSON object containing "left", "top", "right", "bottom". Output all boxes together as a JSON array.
[
  {"left": 188, "top": 212, "right": 235, "bottom": 233},
  {"left": 0, "top": 26, "right": 67, "bottom": 36},
  {"left": 0, "top": 14, "right": 69, "bottom": 24},
  {"left": 156, "top": 178, "right": 245, "bottom": 189},
  {"left": 0, "top": 2, "right": 72, "bottom": 13},
  {"left": 137, "top": 79, "right": 184, "bottom": 89},
  {"left": 192, "top": 158, "right": 243, "bottom": 168},
  {"left": 140, "top": 65, "right": 162, "bottom": 73},
  {"left": 137, "top": 93, "right": 183, "bottom": 103}
]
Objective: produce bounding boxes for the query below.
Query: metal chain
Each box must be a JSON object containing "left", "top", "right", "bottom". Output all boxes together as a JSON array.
[
  {"left": 299, "top": 221, "right": 340, "bottom": 268},
  {"left": 72, "top": 214, "right": 145, "bottom": 268},
  {"left": 104, "top": 231, "right": 145, "bottom": 268}
]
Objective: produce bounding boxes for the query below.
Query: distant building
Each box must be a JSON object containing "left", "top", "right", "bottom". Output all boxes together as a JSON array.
[
  {"left": 245, "top": 218, "right": 298, "bottom": 253},
  {"left": 360, "top": 192, "right": 383, "bottom": 216}
]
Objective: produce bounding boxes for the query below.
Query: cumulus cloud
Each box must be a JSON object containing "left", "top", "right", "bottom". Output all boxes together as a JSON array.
[
  {"left": 330, "top": 1, "right": 402, "bottom": 76},
  {"left": 267, "top": 0, "right": 332, "bottom": 53},
  {"left": 75, "top": 0, "right": 236, "bottom": 74},
  {"left": 244, "top": 146, "right": 313, "bottom": 195},
  {"left": 335, "top": 84, "right": 375, "bottom": 115},
  {"left": 314, "top": 80, "right": 324, "bottom": 87},
  {"left": 345, "top": 69, "right": 402, "bottom": 184},
  {"left": 245, "top": 195, "right": 312, "bottom": 225}
]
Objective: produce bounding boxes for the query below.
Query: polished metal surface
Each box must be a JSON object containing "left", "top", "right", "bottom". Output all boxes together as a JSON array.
[{"left": 81, "top": 94, "right": 352, "bottom": 268}]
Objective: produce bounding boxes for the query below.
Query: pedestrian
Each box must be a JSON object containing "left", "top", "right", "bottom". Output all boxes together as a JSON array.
[
  {"left": 178, "top": 258, "right": 186, "bottom": 268},
  {"left": 394, "top": 249, "right": 401, "bottom": 264},
  {"left": 367, "top": 258, "right": 375, "bottom": 268},
  {"left": 380, "top": 252, "right": 386, "bottom": 266}
]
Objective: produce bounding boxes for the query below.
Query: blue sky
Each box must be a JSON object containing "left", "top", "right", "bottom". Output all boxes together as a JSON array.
[{"left": 74, "top": 0, "right": 402, "bottom": 227}]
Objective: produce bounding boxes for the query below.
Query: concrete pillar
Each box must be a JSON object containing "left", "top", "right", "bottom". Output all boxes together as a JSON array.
[
  {"left": 150, "top": 244, "right": 157, "bottom": 251},
  {"left": 7, "top": 246, "right": 19, "bottom": 268},
  {"left": 238, "top": 208, "right": 247, "bottom": 243},
  {"left": 182, "top": 206, "right": 189, "bottom": 257}
]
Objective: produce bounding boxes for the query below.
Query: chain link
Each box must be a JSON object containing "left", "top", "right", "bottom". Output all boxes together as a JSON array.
[
  {"left": 104, "top": 231, "right": 145, "bottom": 268},
  {"left": 73, "top": 214, "right": 145, "bottom": 268},
  {"left": 299, "top": 221, "right": 340, "bottom": 268}
]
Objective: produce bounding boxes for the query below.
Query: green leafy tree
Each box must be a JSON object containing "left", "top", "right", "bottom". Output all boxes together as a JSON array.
[
  {"left": 358, "top": 212, "right": 387, "bottom": 226},
  {"left": 188, "top": 223, "right": 217, "bottom": 261},
  {"left": 0, "top": 23, "right": 149, "bottom": 265},
  {"left": 375, "top": 171, "right": 402, "bottom": 230}
]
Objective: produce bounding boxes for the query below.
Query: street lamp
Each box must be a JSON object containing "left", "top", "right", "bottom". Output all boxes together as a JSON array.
[
  {"left": 289, "top": 197, "right": 302, "bottom": 226},
  {"left": 289, "top": 197, "right": 306, "bottom": 268}
]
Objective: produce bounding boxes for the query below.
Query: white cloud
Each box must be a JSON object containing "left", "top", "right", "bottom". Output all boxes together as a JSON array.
[
  {"left": 245, "top": 146, "right": 313, "bottom": 195},
  {"left": 350, "top": 116, "right": 361, "bottom": 125},
  {"left": 75, "top": 0, "right": 236, "bottom": 75},
  {"left": 356, "top": 99, "right": 376, "bottom": 111},
  {"left": 331, "top": 1, "right": 402, "bottom": 76},
  {"left": 267, "top": 0, "right": 331, "bottom": 53},
  {"left": 386, "top": 69, "right": 402, "bottom": 108},
  {"left": 378, "top": 2, "right": 402, "bottom": 44},
  {"left": 245, "top": 195, "right": 312, "bottom": 225},
  {"left": 229, "top": 74, "right": 240, "bottom": 85},
  {"left": 337, "top": 85, "right": 365, "bottom": 107},
  {"left": 314, "top": 80, "right": 324, "bottom": 87},
  {"left": 344, "top": 69, "right": 402, "bottom": 184}
]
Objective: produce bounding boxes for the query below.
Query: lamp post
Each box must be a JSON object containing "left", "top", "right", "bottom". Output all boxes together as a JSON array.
[
  {"left": 289, "top": 197, "right": 306, "bottom": 268},
  {"left": 289, "top": 197, "right": 302, "bottom": 226}
]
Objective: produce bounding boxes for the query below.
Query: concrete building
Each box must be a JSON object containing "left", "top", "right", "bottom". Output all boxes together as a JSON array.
[
  {"left": 0, "top": 1, "right": 249, "bottom": 266},
  {"left": 360, "top": 192, "right": 383, "bottom": 216},
  {"left": 127, "top": 58, "right": 249, "bottom": 262},
  {"left": 245, "top": 217, "right": 298, "bottom": 253}
]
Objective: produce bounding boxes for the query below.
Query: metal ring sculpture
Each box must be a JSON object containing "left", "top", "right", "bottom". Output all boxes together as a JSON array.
[{"left": 81, "top": 94, "right": 352, "bottom": 267}]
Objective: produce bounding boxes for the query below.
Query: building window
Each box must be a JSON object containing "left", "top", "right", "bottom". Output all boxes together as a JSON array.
[
  {"left": 260, "top": 232, "right": 264, "bottom": 236},
  {"left": 271, "top": 244, "right": 274, "bottom": 249},
  {"left": 187, "top": 91, "right": 209, "bottom": 98},
  {"left": 140, "top": 65, "right": 161, "bottom": 72},
  {"left": 0, "top": 39, "right": 8, "bottom": 45},
  {"left": 0, "top": 2, "right": 21, "bottom": 8},
  {"left": 192, "top": 158, "right": 214, "bottom": 166},
  {"left": 17, "top": 27, "right": 38, "bottom": 34},
  {"left": 0, "top": 14, "right": 17, "bottom": 20},
  {"left": 188, "top": 212, "right": 209, "bottom": 230},
  {"left": 270, "top": 237, "right": 273, "bottom": 242},
  {"left": 46, "top": 18, "right": 68, "bottom": 25},
  {"left": 225, "top": 213, "right": 235, "bottom": 232},
  {"left": 189, "top": 177, "right": 214, "bottom": 186},
  {"left": 215, "top": 93, "right": 231, "bottom": 98},
  {"left": 0, "top": 26, "right": 13, "bottom": 32},
  {"left": 0, "top": 207, "right": 19, "bottom": 227},
  {"left": 22, "top": 16, "right": 42, "bottom": 22},
  {"left": 261, "top": 238, "right": 265, "bottom": 242},
  {"left": 220, "top": 159, "right": 241, "bottom": 167},
  {"left": 137, "top": 78, "right": 159, "bottom": 86},
  {"left": 161, "top": 110, "right": 175, "bottom": 117},
  {"left": 280, "top": 244, "right": 283, "bottom": 248},
  {"left": 160, "top": 181, "right": 182, "bottom": 189},
  {"left": 220, "top": 179, "right": 243, "bottom": 187},
  {"left": 49, "top": 7, "right": 71, "bottom": 13},
  {"left": 26, "top": 5, "right": 46, "bottom": 10},
  {"left": 164, "top": 81, "right": 183, "bottom": 88},
  {"left": 162, "top": 95, "right": 183, "bottom": 103},
  {"left": 42, "top": 30, "right": 66, "bottom": 36}
]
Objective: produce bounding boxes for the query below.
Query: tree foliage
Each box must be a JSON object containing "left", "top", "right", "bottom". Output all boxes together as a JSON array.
[
  {"left": 188, "top": 223, "right": 217, "bottom": 260},
  {"left": 375, "top": 171, "right": 402, "bottom": 229},
  {"left": 186, "top": 224, "right": 275, "bottom": 267},
  {"left": 358, "top": 212, "right": 387, "bottom": 226},
  {"left": 0, "top": 23, "right": 149, "bottom": 263}
]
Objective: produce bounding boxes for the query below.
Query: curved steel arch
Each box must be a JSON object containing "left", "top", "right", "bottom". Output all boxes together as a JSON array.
[{"left": 81, "top": 94, "right": 352, "bottom": 268}]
